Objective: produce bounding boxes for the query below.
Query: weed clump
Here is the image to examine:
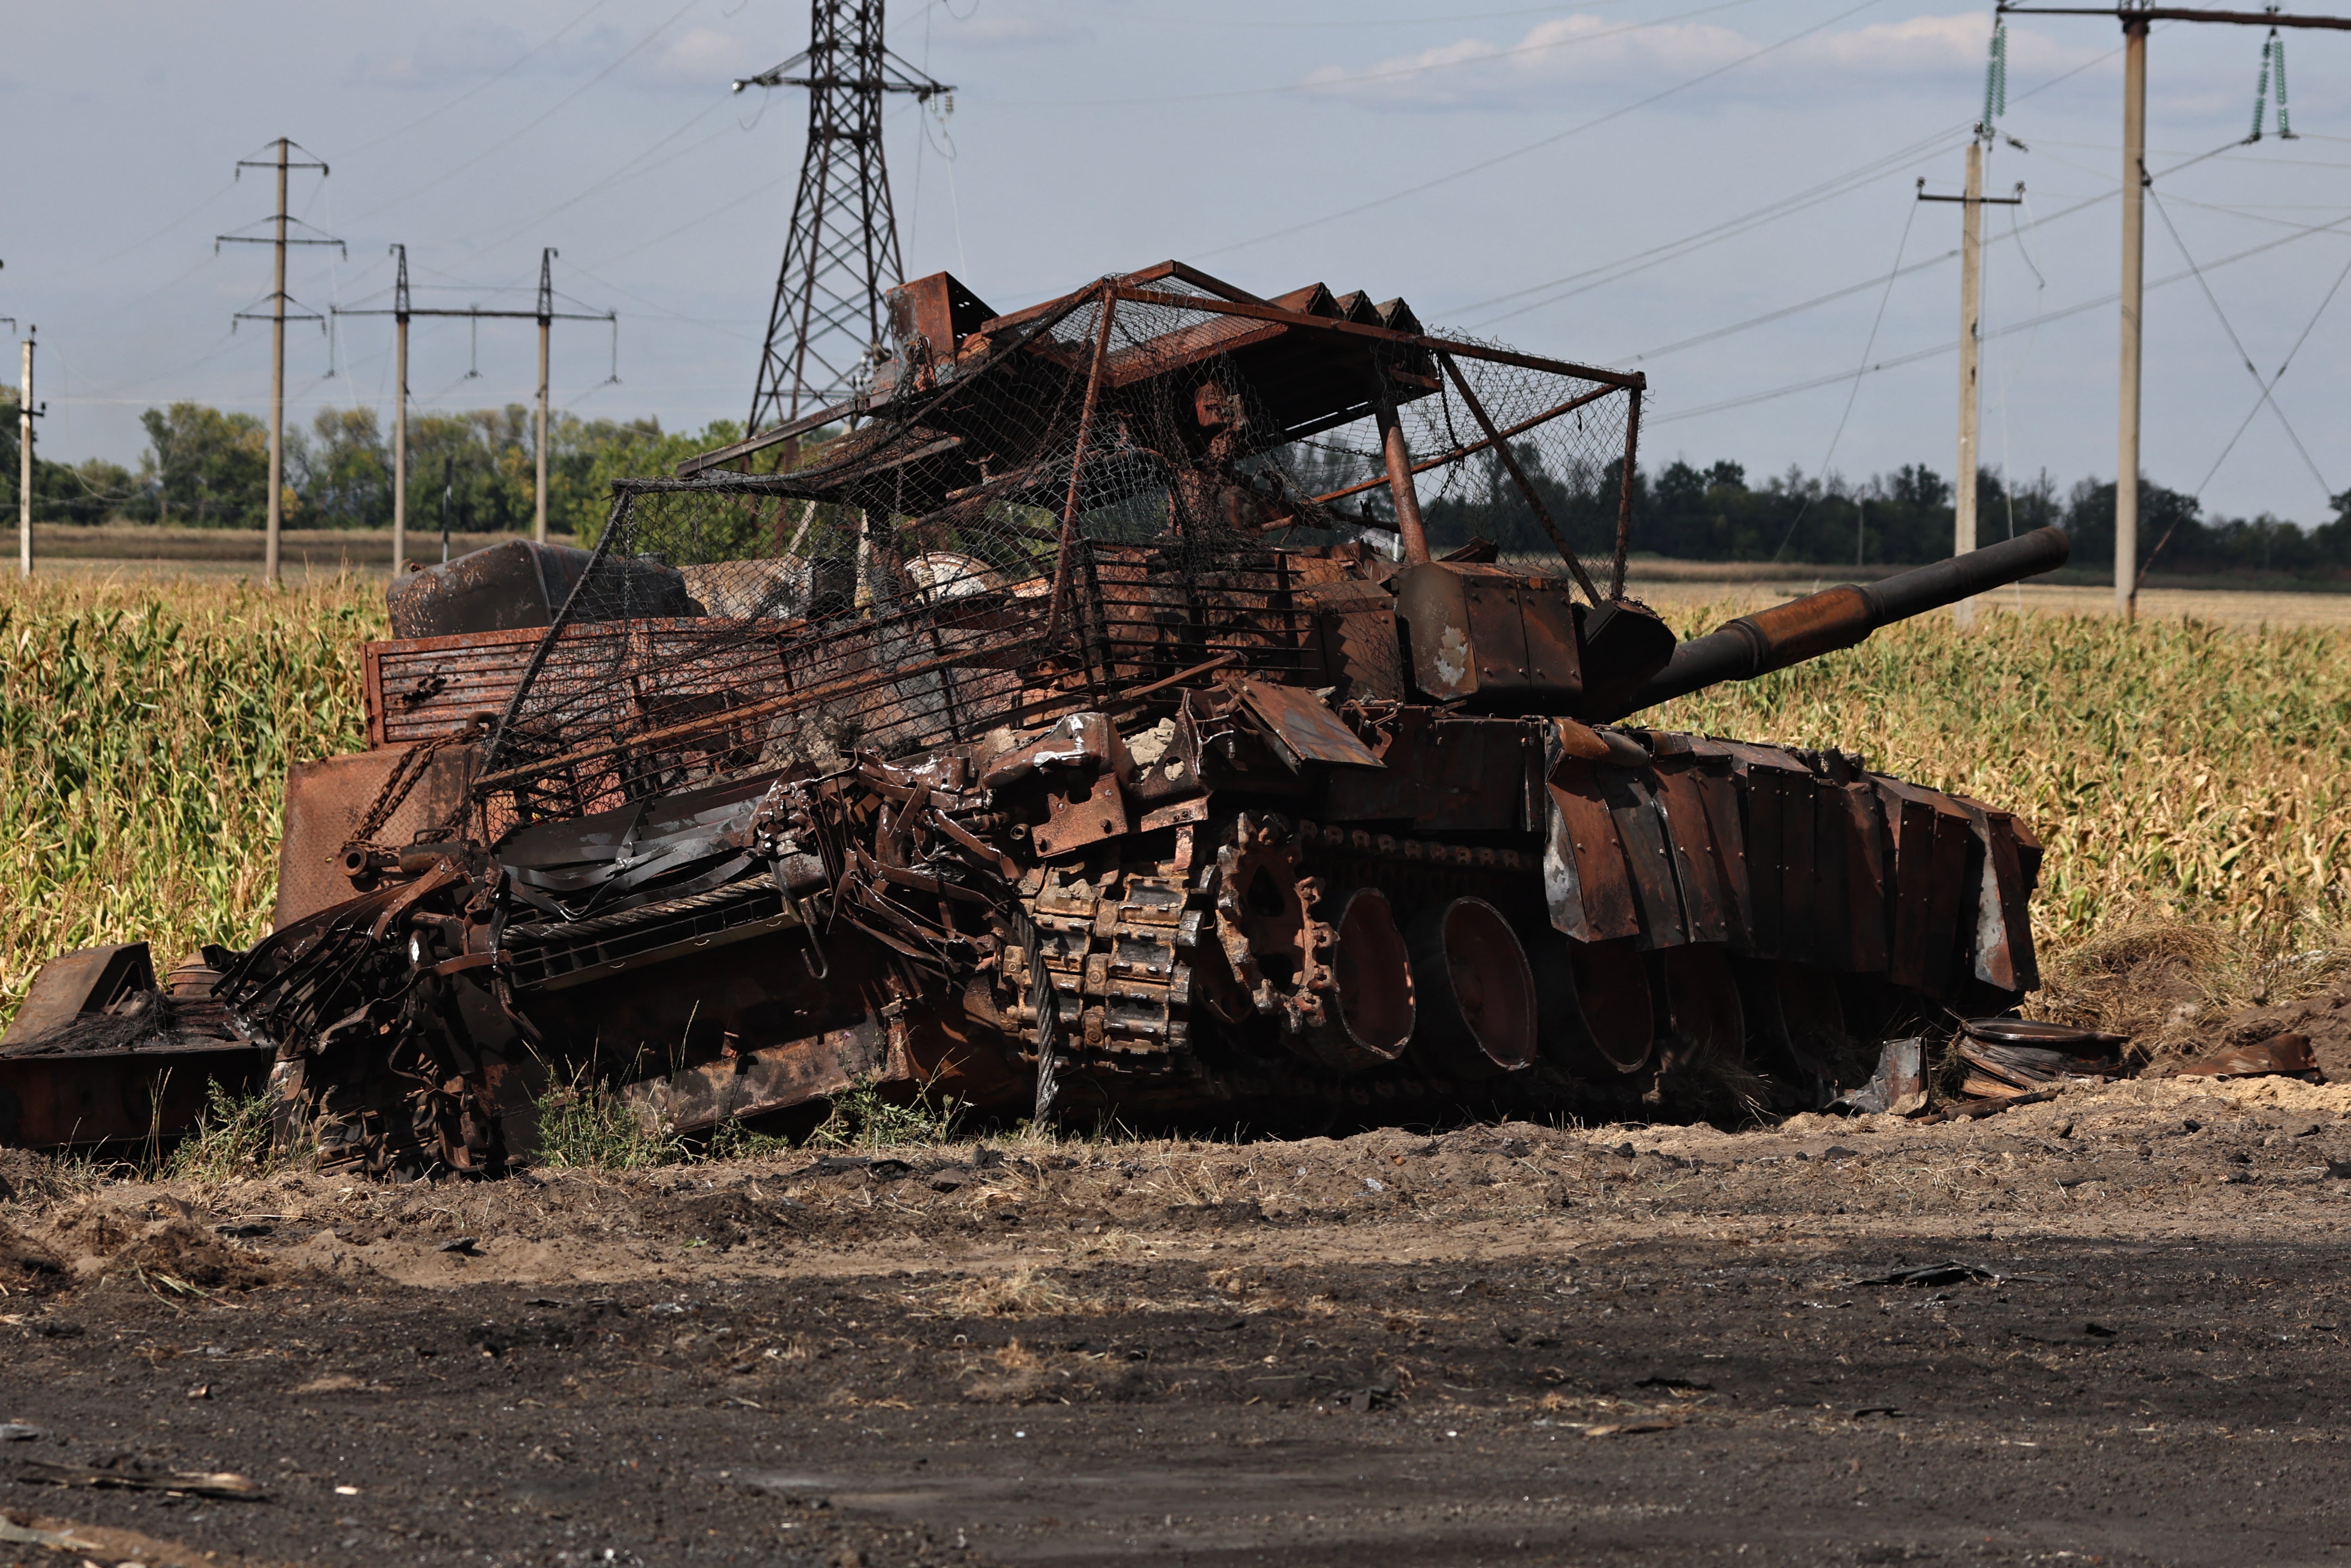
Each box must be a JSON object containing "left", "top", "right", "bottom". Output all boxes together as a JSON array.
[
  {"left": 533, "top": 1079, "right": 685, "bottom": 1171},
  {"left": 158, "top": 1080, "right": 280, "bottom": 1187},
  {"left": 809, "top": 1076, "right": 964, "bottom": 1149}
]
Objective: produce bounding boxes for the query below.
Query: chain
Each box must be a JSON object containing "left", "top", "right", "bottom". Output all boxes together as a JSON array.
[{"left": 340, "top": 723, "right": 484, "bottom": 858}]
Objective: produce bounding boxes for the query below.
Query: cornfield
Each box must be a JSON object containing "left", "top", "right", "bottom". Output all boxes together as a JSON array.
[
  {"left": 2, "top": 577, "right": 380, "bottom": 1025},
  {"left": 4, "top": 574, "right": 2348, "bottom": 1033}
]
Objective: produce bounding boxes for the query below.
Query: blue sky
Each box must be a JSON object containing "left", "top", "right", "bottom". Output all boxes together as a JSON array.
[{"left": 6, "top": 0, "right": 2348, "bottom": 524}]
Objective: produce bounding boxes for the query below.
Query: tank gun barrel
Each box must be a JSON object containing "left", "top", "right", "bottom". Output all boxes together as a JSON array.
[{"left": 1609, "top": 525, "right": 2071, "bottom": 719}]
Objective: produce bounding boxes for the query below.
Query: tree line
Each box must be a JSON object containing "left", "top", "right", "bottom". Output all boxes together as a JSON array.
[
  {"left": 5, "top": 394, "right": 2349, "bottom": 579},
  {"left": 1419, "top": 444, "right": 2351, "bottom": 581},
  {"left": 0, "top": 394, "right": 737, "bottom": 541}
]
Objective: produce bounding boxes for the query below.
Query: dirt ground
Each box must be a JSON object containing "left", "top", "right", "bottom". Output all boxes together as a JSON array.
[{"left": 10, "top": 1071, "right": 2351, "bottom": 1568}]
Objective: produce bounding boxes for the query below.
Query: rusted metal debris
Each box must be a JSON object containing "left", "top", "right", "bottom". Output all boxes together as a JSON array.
[
  {"left": 0, "top": 258, "right": 2085, "bottom": 1172},
  {"left": 2172, "top": 1032, "right": 2319, "bottom": 1080}
]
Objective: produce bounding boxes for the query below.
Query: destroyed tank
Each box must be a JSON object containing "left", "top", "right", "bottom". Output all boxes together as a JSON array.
[{"left": 0, "top": 261, "right": 2069, "bottom": 1174}]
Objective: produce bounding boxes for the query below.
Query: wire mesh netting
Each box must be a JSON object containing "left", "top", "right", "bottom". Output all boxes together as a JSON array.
[{"left": 467, "top": 268, "right": 1639, "bottom": 838}]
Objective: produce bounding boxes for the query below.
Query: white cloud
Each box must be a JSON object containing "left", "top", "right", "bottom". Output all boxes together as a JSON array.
[
  {"left": 645, "top": 27, "right": 751, "bottom": 87},
  {"left": 1302, "top": 12, "right": 2098, "bottom": 111}
]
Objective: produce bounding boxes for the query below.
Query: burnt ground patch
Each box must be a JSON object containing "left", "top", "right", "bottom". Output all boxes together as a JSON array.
[{"left": 6, "top": 1230, "right": 2351, "bottom": 1566}]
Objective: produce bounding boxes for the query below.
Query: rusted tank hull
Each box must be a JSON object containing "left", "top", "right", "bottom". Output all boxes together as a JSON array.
[{"left": 0, "top": 257, "right": 2076, "bottom": 1173}]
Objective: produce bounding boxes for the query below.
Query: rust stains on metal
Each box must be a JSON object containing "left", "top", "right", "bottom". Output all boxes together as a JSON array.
[{"left": 0, "top": 257, "right": 2082, "bottom": 1172}]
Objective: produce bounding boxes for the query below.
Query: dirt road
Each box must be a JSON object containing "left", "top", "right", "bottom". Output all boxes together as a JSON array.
[{"left": 8, "top": 1076, "right": 2351, "bottom": 1567}]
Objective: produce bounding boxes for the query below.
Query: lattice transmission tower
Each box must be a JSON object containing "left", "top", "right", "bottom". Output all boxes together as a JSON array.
[{"left": 735, "top": 2, "right": 951, "bottom": 437}]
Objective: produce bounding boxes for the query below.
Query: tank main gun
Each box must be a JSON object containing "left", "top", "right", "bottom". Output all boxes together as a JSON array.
[{"left": 1609, "top": 526, "right": 2071, "bottom": 719}]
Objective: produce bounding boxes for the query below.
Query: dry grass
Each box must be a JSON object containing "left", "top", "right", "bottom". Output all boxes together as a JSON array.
[
  {"left": 6, "top": 577, "right": 2349, "bottom": 1036},
  {"left": 1650, "top": 600, "right": 2351, "bottom": 953}
]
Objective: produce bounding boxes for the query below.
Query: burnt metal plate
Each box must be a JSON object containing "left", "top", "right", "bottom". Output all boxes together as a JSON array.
[
  {"left": 1034, "top": 772, "right": 1130, "bottom": 859},
  {"left": 0, "top": 944, "right": 156, "bottom": 1051},
  {"left": 1237, "top": 680, "right": 1384, "bottom": 770},
  {"left": 275, "top": 746, "right": 478, "bottom": 930}
]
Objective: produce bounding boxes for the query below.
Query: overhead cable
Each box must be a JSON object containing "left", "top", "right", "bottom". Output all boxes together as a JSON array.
[{"left": 1193, "top": 0, "right": 1884, "bottom": 259}]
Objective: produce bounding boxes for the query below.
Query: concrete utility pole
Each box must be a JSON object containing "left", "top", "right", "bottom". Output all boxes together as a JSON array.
[
  {"left": 218, "top": 139, "right": 339, "bottom": 584},
  {"left": 2117, "top": 16, "right": 2147, "bottom": 620},
  {"left": 1919, "top": 149, "right": 2023, "bottom": 628},
  {"left": 268, "top": 141, "right": 287, "bottom": 581},
  {"left": 1997, "top": 4, "right": 2351, "bottom": 618},
  {"left": 393, "top": 245, "right": 410, "bottom": 573},
  {"left": 18, "top": 329, "right": 32, "bottom": 579},
  {"left": 536, "top": 250, "right": 554, "bottom": 546},
  {"left": 335, "top": 246, "right": 610, "bottom": 555}
]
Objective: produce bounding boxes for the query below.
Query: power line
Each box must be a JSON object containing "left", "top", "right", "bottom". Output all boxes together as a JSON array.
[
  {"left": 1098, "top": 0, "right": 1656, "bottom": 29},
  {"left": 2186, "top": 246, "right": 2351, "bottom": 498},
  {"left": 1439, "top": 31, "right": 2135, "bottom": 327},
  {"left": 1769, "top": 199, "right": 1918, "bottom": 562},
  {"left": 1454, "top": 128, "right": 1972, "bottom": 328},
  {"left": 995, "top": 0, "right": 1759, "bottom": 107},
  {"left": 2147, "top": 186, "right": 2331, "bottom": 496},
  {"left": 445, "top": 92, "right": 743, "bottom": 264},
  {"left": 1192, "top": 0, "right": 1884, "bottom": 260},
  {"left": 1597, "top": 137, "right": 2253, "bottom": 371},
  {"left": 349, "top": 0, "right": 706, "bottom": 224},
  {"left": 1650, "top": 205, "right": 2351, "bottom": 424},
  {"left": 343, "top": 0, "right": 621, "bottom": 157}
]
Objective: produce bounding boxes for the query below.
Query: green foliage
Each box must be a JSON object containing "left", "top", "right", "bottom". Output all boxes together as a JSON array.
[
  {"left": 0, "top": 577, "right": 381, "bottom": 1031},
  {"left": 138, "top": 401, "right": 273, "bottom": 527},
  {"left": 302, "top": 406, "right": 395, "bottom": 529},
  {"left": 707, "top": 1116, "right": 796, "bottom": 1161},
  {"left": 809, "top": 1076, "right": 964, "bottom": 1149},
  {"left": 157, "top": 1079, "right": 278, "bottom": 1186},
  {"left": 8, "top": 394, "right": 746, "bottom": 535},
  {"left": 562, "top": 418, "right": 745, "bottom": 541},
  {"left": 532, "top": 1075, "right": 685, "bottom": 1171}
]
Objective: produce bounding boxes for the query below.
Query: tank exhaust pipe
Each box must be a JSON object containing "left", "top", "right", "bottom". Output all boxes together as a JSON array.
[{"left": 1607, "top": 526, "right": 2071, "bottom": 720}]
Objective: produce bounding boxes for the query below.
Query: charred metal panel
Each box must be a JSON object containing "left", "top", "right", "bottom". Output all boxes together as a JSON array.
[
  {"left": 1836, "top": 782, "right": 1894, "bottom": 976},
  {"left": 1685, "top": 747, "right": 1753, "bottom": 950},
  {"left": 1743, "top": 761, "right": 1788, "bottom": 961},
  {"left": 0, "top": 944, "right": 155, "bottom": 1049},
  {"left": 1308, "top": 580, "right": 1405, "bottom": 703},
  {"left": 0, "top": 946, "right": 263, "bottom": 1149},
  {"left": 0, "top": 1039, "right": 265, "bottom": 1149},
  {"left": 1781, "top": 770, "right": 1825, "bottom": 969},
  {"left": 1392, "top": 564, "right": 1582, "bottom": 713},
  {"left": 365, "top": 618, "right": 772, "bottom": 750},
  {"left": 1533, "top": 762, "right": 1646, "bottom": 945},
  {"left": 1237, "top": 679, "right": 1385, "bottom": 771},
  {"left": 1921, "top": 800, "right": 1977, "bottom": 999},
  {"left": 618, "top": 1019, "right": 888, "bottom": 1135},
  {"left": 1599, "top": 769, "right": 1686, "bottom": 950},
  {"left": 1323, "top": 715, "right": 1536, "bottom": 832},
  {"left": 1954, "top": 799, "right": 2036, "bottom": 995},
  {"left": 1880, "top": 781, "right": 1938, "bottom": 990},
  {"left": 275, "top": 746, "right": 477, "bottom": 930},
  {"left": 1649, "top": 758, "right": 1732, "bottom": 947}
]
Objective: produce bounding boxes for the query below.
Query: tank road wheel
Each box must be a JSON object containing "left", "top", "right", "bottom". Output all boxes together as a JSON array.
[
  {"left": 1315, "top": 887, "right": 1416, "bottom": 1071},
  {"left": 1209, "top": 814, "right": 1423, "bottom": 1072},
  {"left": 1561, "top": 936, "right": 1654, "bottom": 1075},
  {"left": 1656, "top": 945, "right": 1746, "bottom": 1072},
  {"left": 1406, "top": 897, "right": 1538, "bottom": 1076}
]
